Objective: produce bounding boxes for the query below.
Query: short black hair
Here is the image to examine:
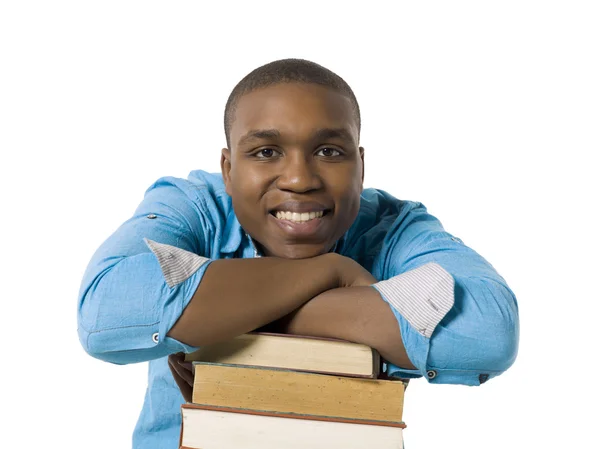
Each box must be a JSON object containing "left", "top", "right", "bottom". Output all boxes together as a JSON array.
[{"left": 224, "top": 58, "right": 361, "bottom": 148}]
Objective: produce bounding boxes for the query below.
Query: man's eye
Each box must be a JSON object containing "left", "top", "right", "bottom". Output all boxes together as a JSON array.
[
  {"left": 255, "top": 148, "right": 278, "bottom": 158},
  {"left": 316, "top": 147, "right": 341, "bottom": 157}
]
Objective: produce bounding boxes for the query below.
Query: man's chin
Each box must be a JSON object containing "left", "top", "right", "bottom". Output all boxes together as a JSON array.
[{"left": 263, "top": 242, "right": 331, "bottom": 260}]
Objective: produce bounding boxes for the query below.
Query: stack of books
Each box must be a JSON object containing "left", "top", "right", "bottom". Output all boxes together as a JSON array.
[{"left": 178, "top": 332, "right": 407, "bottom": 449}]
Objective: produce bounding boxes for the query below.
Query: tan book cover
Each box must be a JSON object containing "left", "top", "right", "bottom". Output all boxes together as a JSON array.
[
  {"left": 185, "top": 332, "right": 380, "bottom": 378},
  {"left": 192, "top": 363, "right": 405, "bottom": 424}
]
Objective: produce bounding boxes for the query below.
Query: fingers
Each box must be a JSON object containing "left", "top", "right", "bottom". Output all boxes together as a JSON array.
[{"left": 168, "top": 353, "right": 194, "bottom": 402}]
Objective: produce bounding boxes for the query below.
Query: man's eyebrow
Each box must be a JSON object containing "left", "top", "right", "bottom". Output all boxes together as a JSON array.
[
  {"left": 237, "top": 127, "right": 355, "bottom": 147},
  {"left": 313, "top": 128, "right": 355, "bottom": 143},
  {"left": 238, "top": 129, "right": 281, "bottom": 146}
]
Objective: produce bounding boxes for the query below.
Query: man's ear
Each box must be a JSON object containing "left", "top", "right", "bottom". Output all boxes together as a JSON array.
[
  {"left": 221, "top": 148, "right": 233, "bottom": 196},
  {"left": 359, "top": 146, "right": 365, "bottom": 185}
]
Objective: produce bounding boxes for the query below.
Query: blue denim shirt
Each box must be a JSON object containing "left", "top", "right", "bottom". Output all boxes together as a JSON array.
[{"left": 77, "top": 170, "right": 519, "bottom": 448}]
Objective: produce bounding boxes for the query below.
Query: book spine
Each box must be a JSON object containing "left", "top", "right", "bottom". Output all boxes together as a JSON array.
[{"left": 372, "top": 348, "right": 381, "bottom": 377}]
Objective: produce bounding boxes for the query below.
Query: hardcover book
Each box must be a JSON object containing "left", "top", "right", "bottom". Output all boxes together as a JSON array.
[
  {"left": 184, "top": 331, "right": 381, "bottom": 378},
  {"left": 179, "top": 403, "right": 405, "bottom": 449}
]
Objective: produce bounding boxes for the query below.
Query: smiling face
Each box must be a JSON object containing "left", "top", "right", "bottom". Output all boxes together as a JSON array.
[{"left": 221, "top": 82, "right": 364, "bottom": 259}]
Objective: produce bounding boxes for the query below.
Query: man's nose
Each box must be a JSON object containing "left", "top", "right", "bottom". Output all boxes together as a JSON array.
[{"left": 276, "top": 154, "right": 322, "bottom": 193}]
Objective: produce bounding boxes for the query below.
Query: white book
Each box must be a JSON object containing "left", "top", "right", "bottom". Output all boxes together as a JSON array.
[{"left": 180, "top": 404, "right": 404, "bottom": 449}]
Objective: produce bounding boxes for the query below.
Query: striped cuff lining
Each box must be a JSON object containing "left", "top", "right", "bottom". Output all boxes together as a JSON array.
[
  {"left": 373, "top": 262, "right": 454, "bottom": 338},
  {"left": 144, "top": 239, "right": 210, "bottom": 288}
]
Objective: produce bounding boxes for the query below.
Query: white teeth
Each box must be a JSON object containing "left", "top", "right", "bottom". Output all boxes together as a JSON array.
[{"left": 275, "top": 210, "right": 324, "bottom": 222}]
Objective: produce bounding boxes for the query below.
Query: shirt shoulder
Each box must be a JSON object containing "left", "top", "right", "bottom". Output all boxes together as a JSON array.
[
  {"left": 143, "top": 170, "right": 243, "bottom": 257},
  {"left": 350, "top": 188, "right": 426, "bottom": 234},
  {"left": 359, "top": 188, "right": 424, "bottom": 217},
  {"left": 186, "top": 169, "right": 227, "bottom": 198},
  {"left": 341, "top": 188, "right": 425, "bottom": 269}
]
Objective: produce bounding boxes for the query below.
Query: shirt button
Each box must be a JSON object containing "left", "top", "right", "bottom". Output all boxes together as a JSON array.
[
  {"left": 147, "top": 214, "right": 157, "bottom": 219},
  {"left": 427, "top": 370, "right": 437, "bottom": 380},
  {"left": 152, "top": 332, "right": 159, "bottom": 344}
]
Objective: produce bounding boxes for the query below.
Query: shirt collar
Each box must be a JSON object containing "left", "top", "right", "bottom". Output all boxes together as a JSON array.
[{"left": 219, "top": 210, "right": 243, "bottom": 254}]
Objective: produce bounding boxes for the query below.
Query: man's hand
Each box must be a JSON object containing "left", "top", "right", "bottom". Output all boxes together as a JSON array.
[
  {"left": 328, "top": 253, "right": 378, "bottom": 287},
  {"left": 168, "top": 352, "right": 194, "bottom": 403},
  {"left": 263, "top": 254, "right": 376, "bottom": 334}
]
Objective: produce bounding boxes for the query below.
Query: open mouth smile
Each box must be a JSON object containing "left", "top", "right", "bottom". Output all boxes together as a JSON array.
[
  {"left": 272, "top": 210, "right": 325, "bottom": 222},
  {"left": 268, "top": 209, "right": 331, "bottom": 237}
]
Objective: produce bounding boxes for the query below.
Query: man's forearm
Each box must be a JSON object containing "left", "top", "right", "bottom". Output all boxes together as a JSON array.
[
  {"left": 168, "top": 254, "right": 340, "bottom": 347},
  {"left": 276, "top": 286, "right": 417, "bottom": 370}
]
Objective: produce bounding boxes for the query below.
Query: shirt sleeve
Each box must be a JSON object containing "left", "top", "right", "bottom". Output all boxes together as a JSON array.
[
  {"left": 372, "top": 202, "right": 519, "bottom": 386},
  {"left": 77, "top": 177, "right": 214, "bottom": 365}
]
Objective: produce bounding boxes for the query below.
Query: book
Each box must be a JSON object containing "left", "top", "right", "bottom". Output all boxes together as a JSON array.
[
  {"left": 179, "top": 403, "right": 405, "bottom": 449},
  {"left": 184, "top": 331, "right": 380, "bottom": 378},
  {"left": 179, "top": 334, "right": 407, "bottom": 448},
  {"left": 191, "top": 362, "right": 405, "bottom": 424}
]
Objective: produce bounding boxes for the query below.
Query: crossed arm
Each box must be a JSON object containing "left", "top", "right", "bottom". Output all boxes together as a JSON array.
[
  {"left": 79, "top": 181, "right": 517, "bottom": 383},
  {"left": 270, "top": 286, "right": 415, "bottom": 369},
  {"left": 167, "top": 253, "right": 416, "bottom": 370},
  {"left": 168, "top": 281, "right": 415, "bottom": 402}
]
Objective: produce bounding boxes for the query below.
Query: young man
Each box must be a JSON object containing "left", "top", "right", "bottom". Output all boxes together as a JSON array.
[{"left": 77, "top": 58, "right": 519, "bottom": 448}]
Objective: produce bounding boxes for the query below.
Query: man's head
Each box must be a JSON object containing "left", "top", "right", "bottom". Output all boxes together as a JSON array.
[{"left": 221, "top": 58, "right": 364, "bottom": 259}]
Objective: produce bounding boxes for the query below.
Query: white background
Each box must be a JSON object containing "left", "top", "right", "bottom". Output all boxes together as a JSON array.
[{"left": 1, "top": 1, "right": 598, "bottom": 448}]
